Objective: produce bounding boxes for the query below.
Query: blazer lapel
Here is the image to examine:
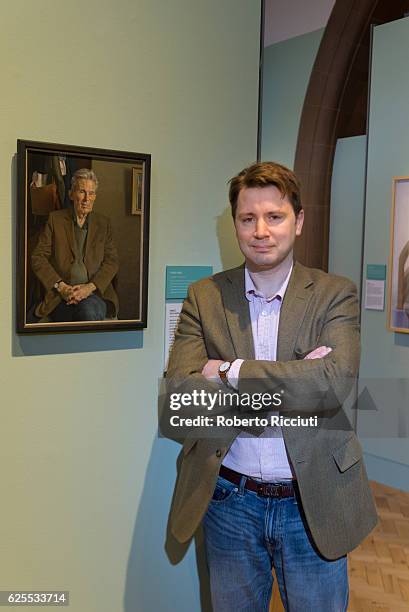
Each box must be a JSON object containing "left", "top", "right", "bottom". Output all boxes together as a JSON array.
[
  {"left": 84, "top": 212, "right": 96, "bottom": 259},
  {"left": 277, "top": 262, "right": 314, "bottom": 362},
  {"left": 220, "top": 266, "right": 255, "bottom": 360},
  {"left": 62, "top": 209, "right": 76, "bottom": 258},
  {"left": 84, "top": 212, "right": 100, "bottom": 260}
]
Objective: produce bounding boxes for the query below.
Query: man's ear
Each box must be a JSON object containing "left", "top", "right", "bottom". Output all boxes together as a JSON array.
[{"left": 295, "top": 209, "right": 304, "bottom": 236}]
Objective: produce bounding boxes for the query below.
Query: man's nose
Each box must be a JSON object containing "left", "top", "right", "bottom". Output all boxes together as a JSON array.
[{"left": 254, "top": 219, "right": 269, "bottom": 238}]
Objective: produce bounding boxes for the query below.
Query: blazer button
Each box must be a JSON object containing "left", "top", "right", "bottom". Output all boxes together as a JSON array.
[{"left": 216, "top": 449, "right": 222, "bottom": 458}]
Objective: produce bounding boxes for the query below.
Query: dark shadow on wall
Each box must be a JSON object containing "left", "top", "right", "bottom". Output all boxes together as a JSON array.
[
  {"left": 13, "top": 330, "right": 144, "bottom": 357},
  {"left": 164, "top": 449, "right": 213, "bottom": 612},
  {"left": 124, "top": 436, "right": 212, "bottom": 612},
  {"left": 216, "top": 207, "right": 243, "bottom": 271}
]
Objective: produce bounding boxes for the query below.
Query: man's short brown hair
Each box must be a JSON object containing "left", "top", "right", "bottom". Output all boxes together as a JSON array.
[{"left": 228, "top": 161, "right": 302, "bottom": 219}]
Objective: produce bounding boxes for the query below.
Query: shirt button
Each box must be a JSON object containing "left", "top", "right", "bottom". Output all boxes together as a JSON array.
[
  {"left": 216, "top": 449, "right": 223, "bottom": 458},
  {"left": 262, "top": 310, "right": 267, "bottom": 316}
]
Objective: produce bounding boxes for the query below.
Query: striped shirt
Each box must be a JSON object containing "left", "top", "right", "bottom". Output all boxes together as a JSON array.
[{"left": 221, "top": 265, "right": 295, "bottom": 481}]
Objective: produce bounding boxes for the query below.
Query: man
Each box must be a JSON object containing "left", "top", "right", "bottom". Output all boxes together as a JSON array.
[
  {"left": 31, "top": 168, "right": 119, "bottom": 322},
  {"left": 165, "top": 162, "right": 378, "bottom": 611}
]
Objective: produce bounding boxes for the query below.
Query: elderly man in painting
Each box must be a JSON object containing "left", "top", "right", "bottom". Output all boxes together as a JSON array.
[{"left": 31, "top": 168, "right": 119, "bottom": 322}]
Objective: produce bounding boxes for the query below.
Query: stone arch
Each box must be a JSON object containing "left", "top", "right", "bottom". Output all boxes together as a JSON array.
[{"left": 293, "top": 0, "right": 382, "bottom": 269}]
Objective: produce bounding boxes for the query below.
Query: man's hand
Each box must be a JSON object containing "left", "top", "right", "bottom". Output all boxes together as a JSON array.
[
  {"left": 304, "top": 346, "right": 332, "bottom": 360},
  {"left": 57, "top": 281, "right": 75, "bottom": 303},
  {"left": 69, "top": 282, "right": 96, "bottom": 304},
  {"left": 201, "top": 359, "right": 224, "bottom": 381}
]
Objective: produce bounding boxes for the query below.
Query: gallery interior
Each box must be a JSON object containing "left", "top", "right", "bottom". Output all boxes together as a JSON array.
[{"left": 1, "top": 0, "right": 409, "bottom": 610}]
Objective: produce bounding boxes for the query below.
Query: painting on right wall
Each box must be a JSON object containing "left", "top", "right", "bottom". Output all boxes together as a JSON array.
[{"left": 388, "top": 176, "right": 409, "bottom": 333}]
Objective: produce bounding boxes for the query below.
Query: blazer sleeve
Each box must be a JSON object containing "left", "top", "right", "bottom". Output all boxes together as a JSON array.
[
  {"left": 162, "top": 283, "right": 264, "bottom": 441},
  {"left": 31, "top": 213, "right": 62, "bottom": 290},
  {"left": 238, "top": 278, "right": 361, "bottom": 413}
]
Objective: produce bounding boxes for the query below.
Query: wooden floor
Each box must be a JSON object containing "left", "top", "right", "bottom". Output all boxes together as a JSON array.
[{"left": 269, "top": 481, "right": 409, "bottom": 611}]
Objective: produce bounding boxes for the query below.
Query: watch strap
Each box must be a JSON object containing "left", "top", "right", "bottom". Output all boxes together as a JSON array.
[{"left": 219, "top": 362, "right": 233, "bottom": 389}]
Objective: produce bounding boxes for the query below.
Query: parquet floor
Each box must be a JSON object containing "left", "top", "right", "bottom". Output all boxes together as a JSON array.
[
  {"left": 349, "top": 481, "right": 409, "bottom": 611},
  {"left": 269, "top": 481, "right": 409, "bottom": 611}
]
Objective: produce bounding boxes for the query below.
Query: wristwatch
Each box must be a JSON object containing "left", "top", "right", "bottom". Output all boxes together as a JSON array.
[
  {"left": 53, "top": 280, "right": 63, "bottom": 292},
  {"left": 219, "top": 361, "right": 233, "bottom": 389}
]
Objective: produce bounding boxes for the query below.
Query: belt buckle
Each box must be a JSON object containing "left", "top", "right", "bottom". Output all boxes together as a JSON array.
[{"left": 257, "top": 483, "right": 282, "bottom": 498}]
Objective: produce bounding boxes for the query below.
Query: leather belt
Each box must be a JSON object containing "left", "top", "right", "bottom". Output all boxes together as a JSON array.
[{"left": 219, "top": 464, "right": 296, "bottom": 498}]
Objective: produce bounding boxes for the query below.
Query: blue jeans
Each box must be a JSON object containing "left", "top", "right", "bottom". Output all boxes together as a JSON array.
[
  {"left": 50, "top": 294, "right": 107, "bottom": 322},
  {"left": 203, "top": 475, "right": 348, "bottom": 612}
]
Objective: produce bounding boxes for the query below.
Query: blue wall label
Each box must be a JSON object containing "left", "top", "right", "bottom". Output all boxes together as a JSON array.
[
  {"left": 366, "top": 264, "right": 386, "bottom": 281},
  {"left": 166, "top": 266, "right": 213, "bottom": 300}
]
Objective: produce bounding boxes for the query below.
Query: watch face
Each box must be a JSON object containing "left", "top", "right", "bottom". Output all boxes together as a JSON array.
[{"left": 219, "top": 362, "right": 230, "bottom": 373}]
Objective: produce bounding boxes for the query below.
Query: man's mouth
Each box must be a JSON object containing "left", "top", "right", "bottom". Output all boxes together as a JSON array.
[{"left": 252, "top": 245, "right": 273, "bottom": 252}]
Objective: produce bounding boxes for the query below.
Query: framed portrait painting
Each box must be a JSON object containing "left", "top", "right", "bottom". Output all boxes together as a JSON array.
[
  {"left": 388, "top": 176, "right": 409, "bottom": 333},
  {"left": 16, "top": 139, "right": 150, "bottom": 333}
]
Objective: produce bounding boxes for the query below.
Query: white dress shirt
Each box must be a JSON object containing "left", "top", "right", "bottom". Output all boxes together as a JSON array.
[{"left": 221, "top": 265, "right": 295, "bottom": 481}]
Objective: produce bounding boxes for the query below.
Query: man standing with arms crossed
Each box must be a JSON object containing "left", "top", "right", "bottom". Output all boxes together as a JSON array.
[{"left": 166, "top": 162, "right": 377, "bottom": 611}]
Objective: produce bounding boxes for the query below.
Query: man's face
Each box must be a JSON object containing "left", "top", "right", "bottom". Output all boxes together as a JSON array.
[
  {"left": 70, "top": 179, "right": 97, "bottom": 217},
  {"left": 234, "top": 185, "right": 304, "bottom": 272}
]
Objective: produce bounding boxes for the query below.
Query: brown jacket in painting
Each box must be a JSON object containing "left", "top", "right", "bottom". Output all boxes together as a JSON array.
[
  {"left": 31, "top": 208, "right": 119, "bottom": 318},
  {"left": 165, "top": 262, "right": 378, "bottom": 561}
]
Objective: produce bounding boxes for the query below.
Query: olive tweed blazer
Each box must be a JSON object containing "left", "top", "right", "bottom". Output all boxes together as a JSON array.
[
  {"left": 31, "top": 208, "right": 119, "bottom": 318},
  {"left": 166, "top": 262, "right": 378, "bottom": 560}
]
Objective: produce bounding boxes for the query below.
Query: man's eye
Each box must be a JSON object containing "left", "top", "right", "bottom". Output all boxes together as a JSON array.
[
  {"left": 242, "top": 218, "right": 253, "bottom": 223},
  {"left": 268, "top": 215, "right": 280, "bottom": 220}
]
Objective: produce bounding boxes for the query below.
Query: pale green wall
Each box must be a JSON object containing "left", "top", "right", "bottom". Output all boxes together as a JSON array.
[
  {"left": 328, "top": 136, "right": 367, "bottom": 431},
  {"left": 261, "top": 29, "right": 323, "bottom": 167},
  {"left": 329, "top": 136, "right": 366, "bottom": 290},
  {"left": 358, "top": 18, "right": 409, "bottom": 491},
  {"left": 0, "top": 2, "right": 260, "bottom": 611}
]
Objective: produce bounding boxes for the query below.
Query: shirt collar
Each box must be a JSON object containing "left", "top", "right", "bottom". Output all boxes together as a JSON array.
[
  {"left": 72, "top": 209, "right": 89, "bottom": 230},
  {"left": 244, "top": 263, "right": 293, "bottom": 303}
]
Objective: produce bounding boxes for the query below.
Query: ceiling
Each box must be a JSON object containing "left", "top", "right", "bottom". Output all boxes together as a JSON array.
[{"left": 264, "top": 0, "right": 336, "bottom": 46}]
